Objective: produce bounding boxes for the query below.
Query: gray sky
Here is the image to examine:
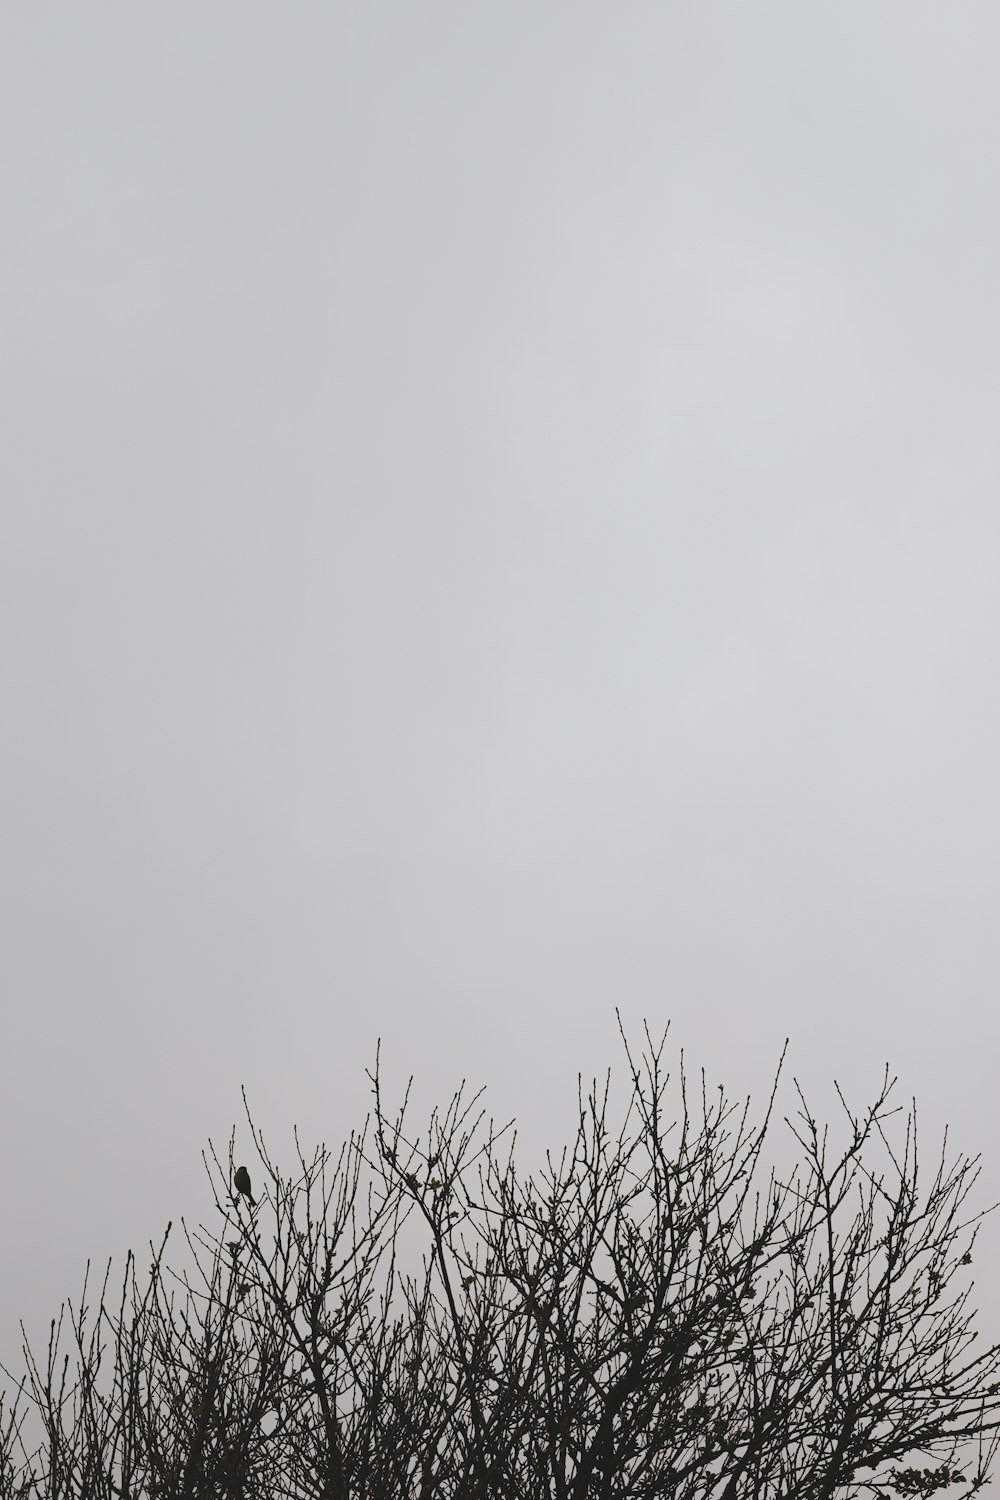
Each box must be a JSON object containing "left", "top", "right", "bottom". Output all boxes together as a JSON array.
[{"left": 3, "top": 5, "right": 1000, "bottom": 1362}]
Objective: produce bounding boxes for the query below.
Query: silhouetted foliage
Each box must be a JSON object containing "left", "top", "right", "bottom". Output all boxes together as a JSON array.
[{"left": 3, "top": 1019, "right": 1000, "bottom": 1498}]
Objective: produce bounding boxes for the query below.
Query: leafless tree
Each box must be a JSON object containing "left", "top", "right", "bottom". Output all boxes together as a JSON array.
[{"left": 3, "top": 1019, "right": 999, "bottom": 1499}]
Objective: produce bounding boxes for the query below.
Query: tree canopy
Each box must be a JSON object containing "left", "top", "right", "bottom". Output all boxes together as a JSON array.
[{"left": 3, "top": 1021, "right": 999, "bottom": 1499}]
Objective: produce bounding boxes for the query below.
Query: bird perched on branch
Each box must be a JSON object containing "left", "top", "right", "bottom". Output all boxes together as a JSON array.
[{"left": 234, "top": 1165, "right": 255, "bottom": 1206}]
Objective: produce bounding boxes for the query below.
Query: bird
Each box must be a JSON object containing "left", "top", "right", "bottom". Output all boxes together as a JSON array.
[{"left": 234, "top": 1165, "right": 255, "bottom": 1206}]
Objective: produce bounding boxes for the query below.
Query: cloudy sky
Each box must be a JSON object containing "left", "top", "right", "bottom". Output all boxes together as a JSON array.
[{"left": 3, "top": 5, "right": 1000, "bottom": 1361}]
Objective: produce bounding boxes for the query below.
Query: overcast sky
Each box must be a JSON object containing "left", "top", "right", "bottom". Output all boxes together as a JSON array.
[{"left": 3, "top": 5, "right": 1000, "bottom": 1362}]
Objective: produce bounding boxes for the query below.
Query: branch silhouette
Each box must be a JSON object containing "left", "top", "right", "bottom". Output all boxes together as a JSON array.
[{"left": 2, "top": 1018, "right": 999, "bottom": 1499}]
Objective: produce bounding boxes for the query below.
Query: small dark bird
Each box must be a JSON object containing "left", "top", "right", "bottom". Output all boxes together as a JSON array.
[{"left": 234, "top": 1165, "right": 255, "bottom": 1206}]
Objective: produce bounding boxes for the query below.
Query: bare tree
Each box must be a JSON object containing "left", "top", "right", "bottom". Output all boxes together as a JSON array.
[{"left": 3, "top": 1019, "right": 999, "bottom": 1499}]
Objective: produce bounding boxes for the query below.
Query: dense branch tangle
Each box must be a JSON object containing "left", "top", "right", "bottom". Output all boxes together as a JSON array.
[{"left": 2, "top": 1020, "right": 998, "bottom": 1499}]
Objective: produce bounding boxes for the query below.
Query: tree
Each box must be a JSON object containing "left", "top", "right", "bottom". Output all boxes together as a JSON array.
[{"left": 2, "top": 1019, "right": 1000, "bottom": 1498}]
